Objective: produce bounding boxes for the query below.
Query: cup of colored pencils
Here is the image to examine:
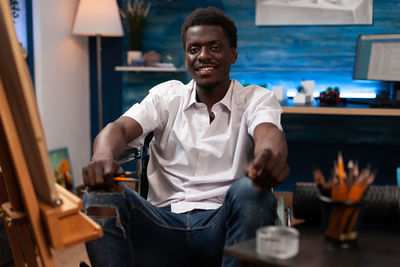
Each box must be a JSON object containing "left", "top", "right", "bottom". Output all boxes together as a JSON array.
[{"left": 313, "top": 152, "right": 376, "bottom": 249}]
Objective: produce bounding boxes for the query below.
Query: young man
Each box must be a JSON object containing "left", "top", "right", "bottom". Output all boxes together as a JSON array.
[{"left": 82, "top": 7, "right": 289, "bottom": 267}]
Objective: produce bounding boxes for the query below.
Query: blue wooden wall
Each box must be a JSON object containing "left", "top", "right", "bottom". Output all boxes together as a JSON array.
[
  {"left": 117, "top": 0, "right": 400, "bottom": 111},
  {"left": 93, "top": 0, "right": 400, "bottom": 190}
]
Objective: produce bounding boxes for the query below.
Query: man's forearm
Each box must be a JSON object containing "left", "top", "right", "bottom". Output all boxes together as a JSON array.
[
  {"left": 92, "top": 117, "right": 144, "bottom": 161},
  {"left": 92, "top": 123, "right": 128, "bottom": 161},
  {"left": 253, "top": 122, "right": 288, "bottom": 159}
]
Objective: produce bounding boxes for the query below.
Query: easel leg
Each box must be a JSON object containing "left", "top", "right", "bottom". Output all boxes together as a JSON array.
[
  {"left": 1, "top": 169, "right": 23, "bottom": 266},
  {"left": 18, "top": 224, "right": 40, "bottom": 267},
  {"left": 0, "top": 125, "right": 54, "bottom": 266},
  {"left": 2, "top": 212, "right": 41, "bottom": 267},
  {"left": 0, "top": 171, "right": 41, "bottom": 267},
  {"left": 2, "top": 218, "right": 24, "bottom": 267}
]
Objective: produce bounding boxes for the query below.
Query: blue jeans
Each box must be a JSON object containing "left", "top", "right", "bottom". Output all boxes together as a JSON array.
[{"left": 83, "top": 177, "right": 276, "bottom": 267}]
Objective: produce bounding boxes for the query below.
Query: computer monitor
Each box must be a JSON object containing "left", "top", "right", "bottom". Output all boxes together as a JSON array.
[{"left": 353, "top": 34, "right": 400, "bottom": 100}]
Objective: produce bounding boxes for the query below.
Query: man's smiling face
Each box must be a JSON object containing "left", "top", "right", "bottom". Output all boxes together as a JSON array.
[{"left": 184, "top": 25, "right": 237, "bottom": 91}]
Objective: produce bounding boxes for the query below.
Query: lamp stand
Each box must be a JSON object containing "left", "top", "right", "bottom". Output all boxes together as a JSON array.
[{"left": 96, "top": 34, "right": 103, "bottom": 131}]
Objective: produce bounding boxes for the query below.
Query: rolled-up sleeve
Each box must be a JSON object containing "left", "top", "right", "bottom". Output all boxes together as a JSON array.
[
  {"left": 247, "top": 89, "right": 283, "bottom": 137},
  {"left": 122, "top": 85, "right": 165, "bottom": 146}
]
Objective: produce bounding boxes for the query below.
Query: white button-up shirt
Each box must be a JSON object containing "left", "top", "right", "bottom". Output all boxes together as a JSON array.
[{"left": 123, "top": 79, "right": 282, "bottom": 213}]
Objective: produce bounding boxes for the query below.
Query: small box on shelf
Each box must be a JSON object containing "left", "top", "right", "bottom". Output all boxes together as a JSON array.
[
  {"left": 272, "top": 86, "right": 287, "bottom": 101},
  {"left": 293, "top": 93, "right": 311, "bottom": 104}
]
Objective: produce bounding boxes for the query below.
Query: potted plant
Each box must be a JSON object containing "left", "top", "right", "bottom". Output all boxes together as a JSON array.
[
  {"left": 120, "top": 0, "right": 151, "bottom": 65},
  {"left": 9, "top": 0, "right": 19, "bottom": 18}
]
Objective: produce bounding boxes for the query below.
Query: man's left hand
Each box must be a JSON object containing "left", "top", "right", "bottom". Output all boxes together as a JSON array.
[{"left": 247, "top": 148, "right": 290, "bottom": 190}]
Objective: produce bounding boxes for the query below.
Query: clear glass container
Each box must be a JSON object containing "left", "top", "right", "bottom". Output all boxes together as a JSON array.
[{"left": 256, "top": 226, "right": 299, "bottom": 260}]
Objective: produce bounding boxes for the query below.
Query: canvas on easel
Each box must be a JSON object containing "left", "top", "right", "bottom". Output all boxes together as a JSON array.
[
  {"left": 49, "top": 147, "right": 77, "bottom": 194},
  {"left": 0, "top": 2, "right": 102, "bottom": 266}
]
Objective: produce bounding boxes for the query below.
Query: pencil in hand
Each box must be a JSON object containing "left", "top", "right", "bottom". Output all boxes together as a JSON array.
[
  {"left": 113, "top": 177, "right": 139, "bottom": 182},
  {"left": 113, "top": 171, "right": 135, "bottom": 176},
  {"left": 113, "top": 171, "right": 138, "bottom": 182}
]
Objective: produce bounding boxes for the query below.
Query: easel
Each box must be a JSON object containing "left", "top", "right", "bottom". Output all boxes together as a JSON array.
[{"left": 0, "top": 2, "right": 102, "bottom": 266}]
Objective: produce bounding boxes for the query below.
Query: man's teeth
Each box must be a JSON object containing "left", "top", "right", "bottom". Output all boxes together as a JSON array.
[{"left": 199, "top": 67, "right": 215, "bottom": 71}]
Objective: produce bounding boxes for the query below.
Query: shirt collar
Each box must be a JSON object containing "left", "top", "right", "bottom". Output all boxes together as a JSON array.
[
  {"left": 184, "top": 80, "right": 197, "bottom": 111},
  {"left": 183, "top": 80, "right": 234, "bottom": 111},
  {"left": 218, "top": 80, "right": 234, "bottom": 111}
]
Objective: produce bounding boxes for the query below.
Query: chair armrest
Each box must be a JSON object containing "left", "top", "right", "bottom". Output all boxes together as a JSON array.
[{"left": 116, "top": 146, "right": 144, "bottom": 164}]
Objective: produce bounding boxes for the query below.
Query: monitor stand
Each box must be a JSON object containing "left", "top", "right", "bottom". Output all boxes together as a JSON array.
[
  {"left": 371, "top": 82, "right": 400, "bottom": 108},
  {"left": 389, "top": 82, "right": 400, "bottom": 100}
]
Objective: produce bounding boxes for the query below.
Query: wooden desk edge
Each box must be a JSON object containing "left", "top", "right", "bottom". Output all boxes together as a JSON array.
[{"left": 283, "top": 106, "right": 400, "bottom": 116}]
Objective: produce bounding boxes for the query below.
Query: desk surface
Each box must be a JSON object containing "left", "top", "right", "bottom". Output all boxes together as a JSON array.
[
  {"left": 224, "top": 226, "right": 400, "bottom": 267},
  {"left": 282, "top": 99, "right": 400, "bottom": 116}
]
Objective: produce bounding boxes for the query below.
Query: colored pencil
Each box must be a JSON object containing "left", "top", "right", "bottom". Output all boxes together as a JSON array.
[{"left": 113, "top": 177, "right": 139, "bottom": 182}]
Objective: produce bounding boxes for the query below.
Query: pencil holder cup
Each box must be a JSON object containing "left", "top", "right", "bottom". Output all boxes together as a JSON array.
[{"left": 319, "top": 195, "right": 363, "bottom": 250}]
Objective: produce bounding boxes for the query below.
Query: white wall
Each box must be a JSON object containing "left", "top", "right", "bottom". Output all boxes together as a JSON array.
[{"left": 33, "top": 0, "right": 90, "bottom": 187}]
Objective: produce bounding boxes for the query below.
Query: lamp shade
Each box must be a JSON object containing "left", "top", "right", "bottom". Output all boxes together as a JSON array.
[{"left": 73, "top": 0, "right": 123, "bottom": 37}]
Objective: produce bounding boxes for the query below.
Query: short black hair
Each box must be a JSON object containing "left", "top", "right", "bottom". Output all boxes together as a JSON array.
[{"left": 181, "top": 7, "right": 237, "bottom": 50}]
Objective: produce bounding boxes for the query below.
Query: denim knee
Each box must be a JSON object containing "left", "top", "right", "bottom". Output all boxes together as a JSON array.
[
  {"left": 227, "top": 177, "right": 255, "bottom": 198},
  {"left": 227, "top": 177, "right": 275, "bottom": 200},
  {"left": 225, "top": 177, "right": 276, "bottom": 224}
]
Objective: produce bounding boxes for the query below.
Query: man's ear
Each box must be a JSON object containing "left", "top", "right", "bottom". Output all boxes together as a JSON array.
[
  {"left": 231, "top": 48, "right": 238, "bottom": 64},
  {"left": 184, "top": 54, "right": 188, "bottom": 69}
]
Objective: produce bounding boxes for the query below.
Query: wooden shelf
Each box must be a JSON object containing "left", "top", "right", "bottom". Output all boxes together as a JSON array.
[
  {"left": 115, "top": 66, "right": 186, "bottom": 72},
  {"left": 283, "top": 106, "right": 400, "bottom": 116},
  {"left": 282, "top": 99, "right": 400, "bottom": 116}
]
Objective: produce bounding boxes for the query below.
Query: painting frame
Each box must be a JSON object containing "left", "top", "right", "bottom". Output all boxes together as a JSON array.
[{"left": 256, "top": 0, "right": 373, "bottom": 26}]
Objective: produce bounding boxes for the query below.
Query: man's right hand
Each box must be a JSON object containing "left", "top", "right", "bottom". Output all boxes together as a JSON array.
[
  {"left": 82, "top": 157, "right": 121, "bottom": 190},
  {"left": 82, "top": 117, "right": 144, "bottom": 191}
]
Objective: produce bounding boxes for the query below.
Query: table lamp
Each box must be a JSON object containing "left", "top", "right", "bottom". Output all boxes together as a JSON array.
[{"left": 72, "top": 0, "right": 123, "bottom": 130}]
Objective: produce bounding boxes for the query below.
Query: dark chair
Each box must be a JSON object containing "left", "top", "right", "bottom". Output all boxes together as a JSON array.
[{"left": 116, "top": 133, "right": 153, "bottom": 198}]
